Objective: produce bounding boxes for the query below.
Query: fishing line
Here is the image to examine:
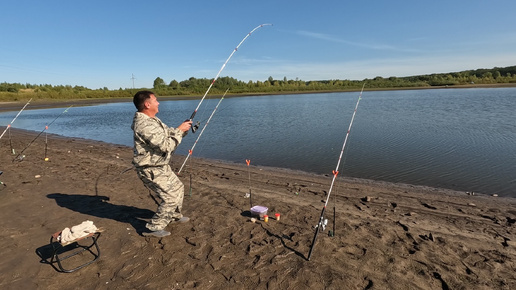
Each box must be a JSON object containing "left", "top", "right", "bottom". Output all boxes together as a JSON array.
[
  {"left": 0, "top": 98, "right": 32, "bottom": 141},
  {"left": 186, "top": 23, "right": 272, "bottom": 133},
  {"left": 13, "top": 105, "right": 72, "bottom": 162},
  {"left": 178, "top": 88, "right": 229, "bottom": 175},
  {"left": 195, "top": 96, "right": 235, "bottom": 125},
  {"left": 307, "top": 83, "right": 365, "bottom": 261}
]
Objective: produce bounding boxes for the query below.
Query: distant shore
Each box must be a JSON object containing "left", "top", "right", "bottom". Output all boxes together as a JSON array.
[{"left": 1, "top": 83, "right": 515, "bottom": 113}]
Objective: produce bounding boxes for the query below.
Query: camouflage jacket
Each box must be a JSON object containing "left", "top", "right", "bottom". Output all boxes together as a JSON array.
[{"left": 131, "top": 112, "right": 186, "bottom": 168}]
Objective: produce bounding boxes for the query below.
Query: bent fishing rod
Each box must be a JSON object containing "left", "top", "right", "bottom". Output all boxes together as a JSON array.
[
  {"left": 307, "top": 83, "right": 365, "bottom": 261},
  {"left": 13, "top": 105, "right": 72, "bottom": 162},
  {"left": 186, "top": 23, "right": 272, "bottom": 133},
  {"left": 178, "top": 88, "right": 229, "bottom": 174},
  {"left": 0, "top": 98, "right": 32, "bottom": 141}
]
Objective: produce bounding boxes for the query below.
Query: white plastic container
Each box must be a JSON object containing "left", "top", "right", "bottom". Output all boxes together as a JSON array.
[{"left": 250, "top": 205, "right": 268, "bottom": 218}]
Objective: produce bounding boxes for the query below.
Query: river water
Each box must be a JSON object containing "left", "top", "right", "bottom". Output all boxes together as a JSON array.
[{"left": 1, "top": 88, "right": 515, "bottom": 197}]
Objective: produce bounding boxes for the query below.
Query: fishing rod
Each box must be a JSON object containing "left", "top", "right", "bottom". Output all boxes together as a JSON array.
[
  {"left": 177, "top": 88, "right": 229, "bottom": 174},
  {"left": 13, "top": 105, "right": 73, "bottom": 162},
  {"left": 186, "top": 23, "right": 272, "bottom": 133},
  {"left": 0, "top": 98, "right": 32, "bottom": 141},
  {"left": 307, "top": 83, "right": 366, "bottom": 261}
]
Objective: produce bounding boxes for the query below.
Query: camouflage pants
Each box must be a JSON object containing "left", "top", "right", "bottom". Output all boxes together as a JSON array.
[{"left": 136, "top": 165, "right": 184, "bottom": 231}]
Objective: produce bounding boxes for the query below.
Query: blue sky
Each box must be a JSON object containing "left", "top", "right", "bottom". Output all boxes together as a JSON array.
[{"left": 1, "top": 0, "right": 515, "bottom": 90}]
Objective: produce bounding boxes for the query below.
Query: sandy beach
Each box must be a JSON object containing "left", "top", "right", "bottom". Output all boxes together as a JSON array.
[{"left": 1, "top": 126, "right": 516, "bottom": 289}]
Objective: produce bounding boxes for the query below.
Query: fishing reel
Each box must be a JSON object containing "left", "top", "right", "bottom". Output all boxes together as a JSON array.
[
  {"left": 184, "top": 119, "right": 200, "bottom": 133},
  {"left": 315, "top": 218, "right": 328, "bottom": 231},
  {"left": 192, "top": 121, "right": 200, "bottom": 133}
]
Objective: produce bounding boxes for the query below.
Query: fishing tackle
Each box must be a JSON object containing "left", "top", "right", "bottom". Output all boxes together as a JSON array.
[
  {"left": 307, "top": 83, "right": 365, "bottom": 261},
  {"left": 13, "top": 105, "right": 72, "bottom": 162},
  {"left": 177, "top": 88, "right": 229, "bottom": 175},
  {"left": 0, "top": 98, "right": 32, "bottom": 141},
  {"left": 186, "top": 23, "right": 272, "bottom": 133}
]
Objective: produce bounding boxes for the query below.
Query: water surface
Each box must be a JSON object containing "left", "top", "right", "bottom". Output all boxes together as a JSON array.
[{"left": 1, "top": 88, "right": 515, "bottom": 197}]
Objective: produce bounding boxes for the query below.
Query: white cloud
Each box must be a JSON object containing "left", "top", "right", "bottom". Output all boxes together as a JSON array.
[
  {"left": 230, "top": 53, "right": 516, "bottom": 81},
  {"left": 295, "top": 30, "right": 421, "bottom": 53}
]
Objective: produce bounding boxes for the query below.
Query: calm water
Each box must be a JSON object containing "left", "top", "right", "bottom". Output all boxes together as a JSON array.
[{"left": 1, "top": 88, "right": 515, "bottom": 197}]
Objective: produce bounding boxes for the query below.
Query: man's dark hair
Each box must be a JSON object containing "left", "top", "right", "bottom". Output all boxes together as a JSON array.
[{"left": 133, "top": 90, "right": 155, "bottom": 111}]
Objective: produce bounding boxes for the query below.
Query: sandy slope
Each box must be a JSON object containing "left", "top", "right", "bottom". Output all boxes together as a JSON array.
[{"left": 1, "top": 128, "right": 515, "bottom": 289}]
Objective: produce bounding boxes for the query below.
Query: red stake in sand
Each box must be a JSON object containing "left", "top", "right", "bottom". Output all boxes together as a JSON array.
[
  {"left": 246, "top": 159, "right": 252, "bottom": 208},
  {"left": 13, "top": 105, "right": 72, "bottom": 162}
]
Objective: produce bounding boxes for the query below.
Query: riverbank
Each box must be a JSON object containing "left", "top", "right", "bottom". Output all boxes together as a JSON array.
[{"left": 1, "top": 128, "right": 515, "bottom": 289}]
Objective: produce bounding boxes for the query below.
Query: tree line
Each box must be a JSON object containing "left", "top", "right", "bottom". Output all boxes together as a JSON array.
[{"left": 1, "top": 65, "right": 516, "bottom": 101}]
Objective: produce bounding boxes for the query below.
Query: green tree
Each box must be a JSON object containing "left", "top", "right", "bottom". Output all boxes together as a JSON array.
[
  {"left": 153, "top": 77, "right": 166, "bottom": 89},
  {"left": 169, "top": 79, "right": 180, "bottom": 89}
]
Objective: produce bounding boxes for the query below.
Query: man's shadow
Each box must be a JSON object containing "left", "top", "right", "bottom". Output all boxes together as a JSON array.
[{"left": 47, "top": 193, "right": 154, "bottom": 235}]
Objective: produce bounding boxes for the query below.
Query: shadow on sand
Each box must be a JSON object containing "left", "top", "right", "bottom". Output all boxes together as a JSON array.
[{"left": 47, "top": 193, "right": 154, "bottom": 234}]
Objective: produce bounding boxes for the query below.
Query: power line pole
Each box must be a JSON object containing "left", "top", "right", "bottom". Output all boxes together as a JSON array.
[{"left": 131, "top": 73, "right": 136, "bottom": 88}]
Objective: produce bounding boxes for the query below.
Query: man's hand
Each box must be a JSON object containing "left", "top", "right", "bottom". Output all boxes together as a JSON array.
[{"left": 177, "top": 120, "right": 193, "bottom": 133}]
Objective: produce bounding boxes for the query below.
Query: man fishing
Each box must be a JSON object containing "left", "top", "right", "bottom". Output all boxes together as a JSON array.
[{"left": 131, "top": 90, "right": 192, "bottom": 238}]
